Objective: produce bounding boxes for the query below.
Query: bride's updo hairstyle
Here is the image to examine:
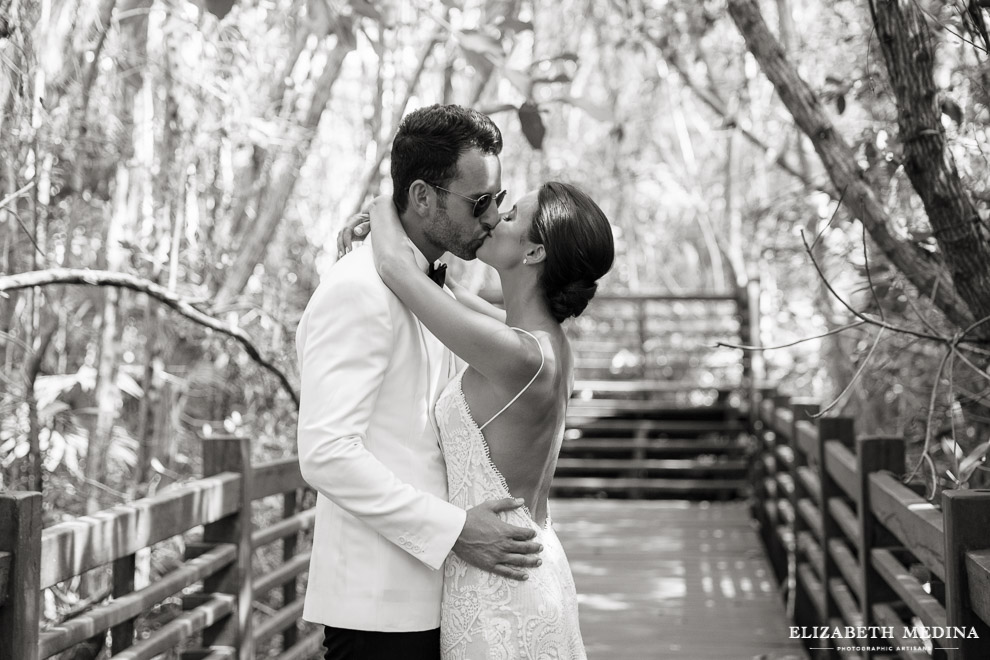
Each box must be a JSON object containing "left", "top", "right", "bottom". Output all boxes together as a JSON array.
[{"left": 529, "top": 182, "right": 614, "bottom": 323}]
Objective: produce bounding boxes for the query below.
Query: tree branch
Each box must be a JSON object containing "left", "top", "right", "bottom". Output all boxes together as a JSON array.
[
  {"left": 0, "top": 269, "right": 299, "bottom": 409},
  {"left": 642, "top": 31, "right": 833, "bottom": 197},
  {"left": 726, "top": 0, "right": 975, "bottom": 330}
]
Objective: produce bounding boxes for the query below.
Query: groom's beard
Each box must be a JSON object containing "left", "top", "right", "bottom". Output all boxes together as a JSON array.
[{"left": 425, "top": 203, "right": 489, "bottom": 261}]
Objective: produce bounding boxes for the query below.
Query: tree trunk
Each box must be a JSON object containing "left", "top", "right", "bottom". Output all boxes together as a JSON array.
[
  {"left": 726, "top": 0, "right": 974, "bottom": 330},
  {"left": 0, "top": 0, "right": 25, "bottom": 136},
  {"left": 869, "top": 0, "right": 990, "bottom": 331},
  {"left": 88, "top": 168, "right": 126, "bottom": 511},
  {"left": 342, "top": 27, "right": 442, "bottom": 220},
  {"left": 86, "top": 0, "right": 153, "bottom": 510},
  {"left": 214, "top": 32, "right": 355, "bottom": 307}
]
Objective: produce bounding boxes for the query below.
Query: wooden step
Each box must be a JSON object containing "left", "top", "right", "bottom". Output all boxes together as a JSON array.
[
  {"left": 565, "top": 418, "right": 744, "bottom": 436},
  {"left": 575, "top": 357, "right": 742, "bottom": 370},
  {"left": 560, "top": 437, "right": 749, "bottom": 457},
  {"left": 572, "top": 367, "right": 742, "bottom": 382},
  {"left": 567, "top": 400, "right": 739, "bottom": 420},
  {"left": 554, "top": 457, "right": 747, "bottom": 477},
  {"left": 550, "top": 477, "right": 747, "bottom": 498},
  {"left": 572, "top": 380, "right": 725, "bottom": 394}
]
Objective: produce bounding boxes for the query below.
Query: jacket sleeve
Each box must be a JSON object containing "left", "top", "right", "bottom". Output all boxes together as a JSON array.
[{"left": 296, "top": 274, "right": 466, "bottom": 570}]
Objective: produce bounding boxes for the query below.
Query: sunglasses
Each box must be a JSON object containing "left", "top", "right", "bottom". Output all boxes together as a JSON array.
[{"left": 429, "top": 184, "right": 507, "bottom": 218}]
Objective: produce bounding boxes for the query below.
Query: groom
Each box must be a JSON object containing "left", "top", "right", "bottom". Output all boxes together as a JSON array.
[{"left": 296, "top": 105, "right": 542, "bottom": 660}]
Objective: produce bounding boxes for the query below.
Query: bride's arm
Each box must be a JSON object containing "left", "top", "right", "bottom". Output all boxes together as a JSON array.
[
  {"left": 369, "top": 197, "right": 540, "bottom": 386},
  {"left": 447, "top": 280, "right": 507, "bottom": 323},
  {"left": 337, "top": 212, "right": 507, "bottom": 323}
]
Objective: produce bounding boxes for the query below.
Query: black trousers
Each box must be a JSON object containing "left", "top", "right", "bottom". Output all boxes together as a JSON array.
[{"left": 322, "top": 625, "right": 440, "bottom": 660}]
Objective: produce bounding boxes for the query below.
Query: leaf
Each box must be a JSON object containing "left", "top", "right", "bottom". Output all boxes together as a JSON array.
[
  {"left": 116, "top": 371, "right": 145, "bottom": 399},
  {"left": 940, "top": 97, "right": 963, "bottom": 125},
  {"left": 532, "top": 72, "right": 572, "bottom": 84},
  {"left": 503, "top": 68, "right": 532, "bottom": 96},
  {"left": 958, "top": 440, "right": 990, "bottom": 484},
  {"left": 308, "top": 0, "right": 334, "bottom": 36},
  {"left": 42, "top": 429, "right": 64, "bottom": 472},
  {"left": 332, "top": 14, "right": 358, "bottom": 50},
  {"left": 461, "top": 48, "right": 494, "bottom": 77},
  {"left": 518, "top": 102, "right": 546, "bottom": 149},
  {"left": 477, "top": 103, "right": 518, "bottom": 115},
  {"left": 348, "top": 0, "right": 382, "bottom": 21},
  {"left": 204, "top": 0, "right": 236, "bottom": 19},
  {"left": 561, "top": 94, "right": 613, "bottom": 122},
  {"left": 535, "top": 52, "right": 578, "bottom": 65},
  {"left": 498, "top": 18, "right": 533, "bottom": 34},
  {"left": 454, "top": 30, "right": 504, "bottom": 60}
]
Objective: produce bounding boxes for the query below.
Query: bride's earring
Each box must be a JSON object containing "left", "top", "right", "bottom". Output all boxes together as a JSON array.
[{"left": 523, "top": 258, "right": 528, "bottom": 264}]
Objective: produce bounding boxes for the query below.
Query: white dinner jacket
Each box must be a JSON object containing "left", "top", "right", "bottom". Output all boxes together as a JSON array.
[{"left": 295, "top": 243, "right": 467, "bottom": 632}]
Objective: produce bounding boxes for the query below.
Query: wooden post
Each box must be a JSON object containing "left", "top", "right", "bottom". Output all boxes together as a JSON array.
[
  {"left": 742, "top": 279, "right": 763, "bottom": 414},
  {"left": 766, "top": 394, "right": 790, "bottom": 584},
  {"left": 0, "top": 491, "right": 42, "bottom": 660},
  {"left": 737, "top": 283, "right": 752, "bottom": 399},
  {"left": 817, "top": 416, "right": 855, "bottom": 657},
  {"left": 111, "top": 553, "right": 136, "bottom": 654},
  {"left": 199, "top": 435, "right": 254, "bottom": 660},
  {"left": 281, "top": 489, "right": 299, "bottom": 650},
  {"left": 942, "top": 490, "right": 990, "bottom": 660},
  {"left": 855, "top": 435, "right": 903, "bottom": 658},
  {"left": 748, "top": 388, "right": 772, "bottom": 526},
  {"left": 789, "top": 400, "right": 820, "bottom": 629},
  {"left": 636, "top": 298, "right": 648, "bottom": 379}
]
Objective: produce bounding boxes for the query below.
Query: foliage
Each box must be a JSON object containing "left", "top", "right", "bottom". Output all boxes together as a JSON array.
[{"left": 2, "top": 0, "right": 989, "bottom": 528}]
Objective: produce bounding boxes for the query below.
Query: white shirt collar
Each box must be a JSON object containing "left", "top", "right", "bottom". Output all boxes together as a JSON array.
[
  {"left": 410, "top": 241, "right": 441, "bottom": 274},
  {"left": 367, "top": 235, "right": 439, "bottom": 274}
]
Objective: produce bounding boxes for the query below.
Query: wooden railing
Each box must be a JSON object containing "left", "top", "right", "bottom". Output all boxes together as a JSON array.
[
  {"left": 0, "top": 286, "right": 764, "bottom": 659},
  {"left": 567, "top": 284, "right": 761, "bottom": 399},
  {"left": 0, "top": 436, "right": 320, "bottom": 660},
  {"left": 750, "top": 390, "right": 990, "bottom": 660}
]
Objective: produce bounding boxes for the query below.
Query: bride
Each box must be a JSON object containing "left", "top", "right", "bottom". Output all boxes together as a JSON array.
[{"left": 363, "top": 181, "right": 613, "bottom": 660}]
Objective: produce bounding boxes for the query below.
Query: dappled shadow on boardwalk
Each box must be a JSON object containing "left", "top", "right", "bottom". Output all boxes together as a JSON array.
[{"left": 552, "top": 499, "right": 809, "bottom": 660}]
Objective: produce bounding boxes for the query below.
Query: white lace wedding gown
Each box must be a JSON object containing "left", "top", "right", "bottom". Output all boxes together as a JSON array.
[{"left": 435, "top": 329, "right": 587, "bottom": 660}]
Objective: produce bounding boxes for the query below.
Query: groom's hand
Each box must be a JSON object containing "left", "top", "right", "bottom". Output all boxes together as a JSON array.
[{"left": 452, "top": 498, "right": 543, "bottom": 581}]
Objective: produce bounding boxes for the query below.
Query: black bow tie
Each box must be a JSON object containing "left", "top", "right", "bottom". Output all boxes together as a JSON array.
[{"left": 428, "top": 262, "right": 447, "bottom": 287}]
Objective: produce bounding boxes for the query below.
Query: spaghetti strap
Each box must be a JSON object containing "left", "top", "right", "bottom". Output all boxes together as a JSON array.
[{"left": 478, "top": 327, "right": 545, "bottom": 431}]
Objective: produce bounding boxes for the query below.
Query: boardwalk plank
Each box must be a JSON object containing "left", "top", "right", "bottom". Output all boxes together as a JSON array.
[{"left": 552, "top": 500, "right": 809, "bottom": 660}]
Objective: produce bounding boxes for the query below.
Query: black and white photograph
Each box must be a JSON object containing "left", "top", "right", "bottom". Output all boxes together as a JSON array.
[{"left": 2, "top": 0, "right": 990, "bottom": 658}]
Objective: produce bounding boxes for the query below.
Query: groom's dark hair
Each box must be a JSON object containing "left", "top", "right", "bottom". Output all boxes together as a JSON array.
[{"left": 391, "top": 104, "right": 502, "bottom": 213}]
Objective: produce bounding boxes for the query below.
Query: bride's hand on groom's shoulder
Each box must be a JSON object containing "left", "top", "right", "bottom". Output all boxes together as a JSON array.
[
  {"left": 453, "top": 498, "right": 543, "bottom": 581},
  {"left": 336, "top": 211, "right": 369, "bottom": 258}
]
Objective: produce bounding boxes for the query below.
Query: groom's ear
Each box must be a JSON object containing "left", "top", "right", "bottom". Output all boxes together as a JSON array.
[
  {"left": 408, "top": 180, "right": 433, "bottom": 216},
  {"left": 525, "top": 244, "right": 546, "bottom": 265}
]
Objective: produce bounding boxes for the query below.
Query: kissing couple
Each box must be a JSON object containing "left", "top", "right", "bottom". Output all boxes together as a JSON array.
[{"left": 296, "top": 104, "right": 614, "bottom": 660}]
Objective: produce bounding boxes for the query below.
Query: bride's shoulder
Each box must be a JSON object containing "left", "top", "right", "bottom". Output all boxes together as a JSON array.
[{"left": 514, "top": 329, "right": 569, "bottom": 391}]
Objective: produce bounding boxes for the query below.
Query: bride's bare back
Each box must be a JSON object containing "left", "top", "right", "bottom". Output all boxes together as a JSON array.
[{"left": 460, "top": 328, "right": 573, "bottom": 528}]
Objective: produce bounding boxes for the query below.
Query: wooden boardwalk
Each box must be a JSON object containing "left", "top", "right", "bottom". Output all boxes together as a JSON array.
[{"left": 552, "top": 499, "right": 809, "bottom": 660}]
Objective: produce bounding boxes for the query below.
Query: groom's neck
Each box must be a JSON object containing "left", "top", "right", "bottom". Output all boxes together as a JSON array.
[{"left": 399, "top": 210, "right": 444, "bottom": 263}]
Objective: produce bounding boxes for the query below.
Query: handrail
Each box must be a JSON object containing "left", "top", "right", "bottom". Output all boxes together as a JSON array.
[
  {"left": 0, "top": 287, "right": 766, "bottom": 660},
  {"left": 39, "top": 472, "right": 241, "bottom": 589},
  {"left": 592, "top": 292, "right": 740, "bottom": 302},
  {"left": 748, "top": 390, "right": 990, "bottom": 659},
  {"left": 0, "top": 438, "right": 316, "bottom": 660}
]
